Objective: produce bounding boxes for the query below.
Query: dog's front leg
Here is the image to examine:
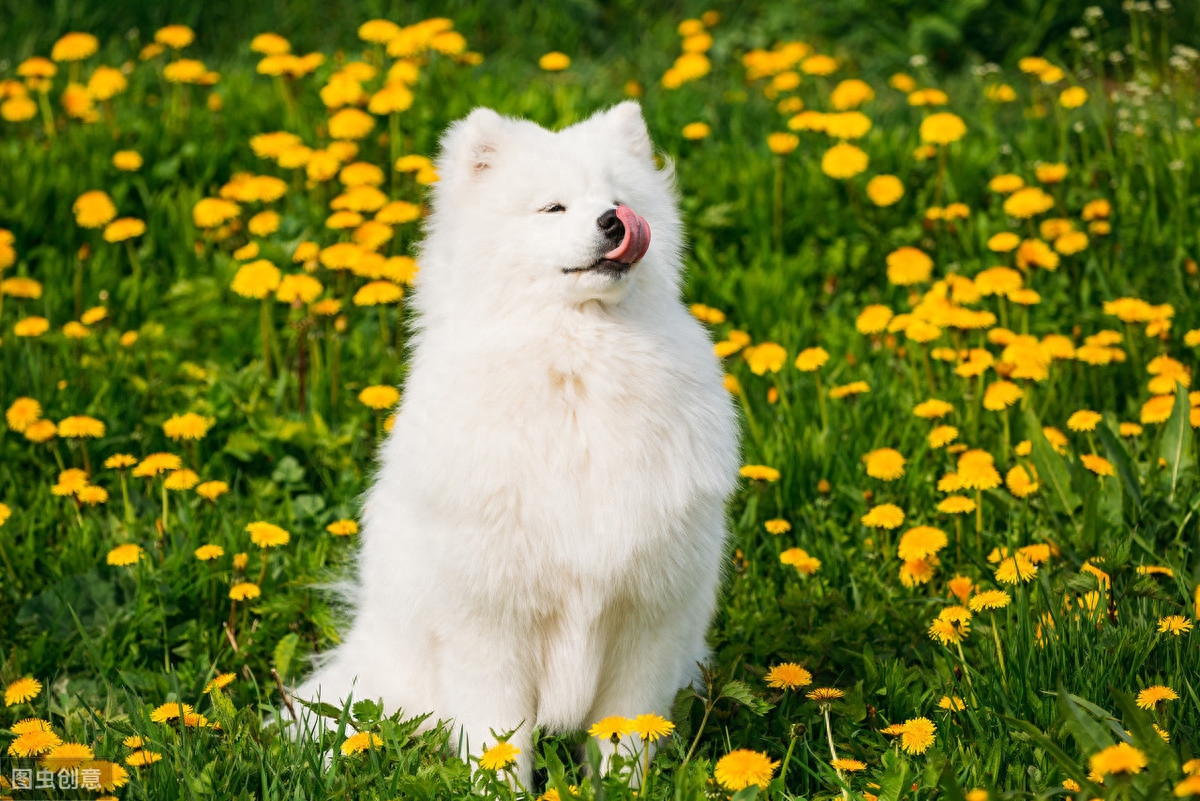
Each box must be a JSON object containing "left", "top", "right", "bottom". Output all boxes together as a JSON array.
[{"left": 436, "top": 618, "right": 538, "bottom": 788}]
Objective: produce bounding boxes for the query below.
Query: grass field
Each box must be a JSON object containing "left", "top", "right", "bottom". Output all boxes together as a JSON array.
[{"left": 1, "top": 4, "right": 1199, "bottom": 800}]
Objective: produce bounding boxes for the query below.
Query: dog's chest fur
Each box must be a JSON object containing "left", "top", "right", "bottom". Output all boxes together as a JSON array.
[{"left": 375, "top": 304, "right": 737, "bottom": 614}]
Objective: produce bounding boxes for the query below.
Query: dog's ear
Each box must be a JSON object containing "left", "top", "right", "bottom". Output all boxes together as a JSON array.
[
  {"left": 599, "top": 101, "right": 653, "bottom": 161},
  {"left": 439, "top": 107, "right": 506, "bottom": 178}
]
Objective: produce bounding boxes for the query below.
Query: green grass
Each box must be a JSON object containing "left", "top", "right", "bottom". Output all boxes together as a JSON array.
[{"left": 1, "top": 4, "right": 1199, "bottom": 800}]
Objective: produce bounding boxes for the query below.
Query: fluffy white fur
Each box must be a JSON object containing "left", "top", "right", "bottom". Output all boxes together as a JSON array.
[{"left": 294, "top": 101, "right": 740, "bottom": 784}]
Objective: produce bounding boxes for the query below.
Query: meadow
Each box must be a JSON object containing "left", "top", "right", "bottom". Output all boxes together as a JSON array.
[{"left": 1, "top": 3, "right": 1199, "bottom": 799}]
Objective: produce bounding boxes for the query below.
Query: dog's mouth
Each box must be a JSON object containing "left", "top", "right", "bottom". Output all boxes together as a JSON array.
[
  {"left": 562, "top": 259, "right": 634, "bottom": 277},
  {"left": 562, "top": 205, "right": 651, "bottom": 278}
]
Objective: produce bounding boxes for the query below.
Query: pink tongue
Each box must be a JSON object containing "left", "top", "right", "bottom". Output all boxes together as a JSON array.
[{"left": 603, "top": 205, "right": 651, "bottom": 264}]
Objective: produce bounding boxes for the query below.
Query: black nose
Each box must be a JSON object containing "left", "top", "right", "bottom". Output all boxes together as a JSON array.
[{"left": 597, "top": 208, "right": 625, "bottom": 245}]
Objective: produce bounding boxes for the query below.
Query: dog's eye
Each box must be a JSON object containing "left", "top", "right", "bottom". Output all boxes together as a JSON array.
[{"left": 539, "top": 203, "right": 567, "bottom": 213}]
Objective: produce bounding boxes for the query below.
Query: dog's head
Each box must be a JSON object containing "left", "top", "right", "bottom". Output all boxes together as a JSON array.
[{"left": 420, "top": 102, "right": 682, "bottom": 311}]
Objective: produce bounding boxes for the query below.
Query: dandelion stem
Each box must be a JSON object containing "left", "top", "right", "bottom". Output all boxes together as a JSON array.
[
  {"left": 989, "top": 613, "right": 1008, "bottom": 691},
  {"left": 257, "top": 549, "right": 269, "bottom": 588},
  {"left": 37, "top": 90, "right": 55, "bottom": 139},
  {"left": 814, "top": 372, "right": 828, "bottom": 431},
  {"left": 119, "top": 471, "right": 133, "bottom": 526},
  {"left": 377, "top": 305, "right": 389, "bottom": 352},
  {"left": 260, "top": 296, "right": 273, "bottom": 381},
  {"left": 823, "top": 706, "right": 848, "bottom": 801},
  {"left": 975, "top": 489, "right": 983, "bottom": 549},
  {"left": 161, "top": 480, "right": 169, "bottom": 532},
  {"left": 772, "top": 157, "right": 784, "bottom": 253},
  {"left": 1001, "top": 408, "right": 1011, "bottom": 463},
  {"left": 778, "top": 730, "right": 798, "bottom": 784},
  {"left": 125, "top": 239, "right": 143, "bottom": 320},
  {"left": 954, "top": 640, "right": 976, "bottom": 700},
  {"left": 682, "top": 691, "right": 716, "bottom": 767}
]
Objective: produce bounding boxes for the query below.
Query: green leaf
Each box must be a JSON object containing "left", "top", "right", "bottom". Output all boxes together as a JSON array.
[
  {"left": 1003, "top": 715, "right": 1092, "bottom": 791},
  {"left": 1159, "top": 383, "right": 1194, "bottom": 500},
  {"left": 585, "top": 738, "right": 606, "bottom": 801},
  {"left": 936, "top": 759, "right": 968, "bottom": 801},
  {"left": 1056, "top": 691, "right": 1114, "bottom": 755},
  {"left": 292, "top": 696, "right": 344, "bottom": 721},
  {"left": 1097, "top": 417, "right": 1141, "bottom": 511},
  {"left": 877, "top": 750, "right": 909, "bottom": 801},
  {"left": 719, "top": 679, "right": 772, "bottom": 715},
  {"left": 730, "top": 787, "right": 760, "bottom": 801},
  {"left": 1023, "top": 408, "right": 1080, "bottom": 520},
  {"left": 272, "top": 632, "right": 300, "bottom": 681},
  {"left": 352, "top": 698, "right": 382, "bottom": 724}
]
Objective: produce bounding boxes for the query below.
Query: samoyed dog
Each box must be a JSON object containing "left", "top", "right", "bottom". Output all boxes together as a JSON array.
[{"left": 294, "top": 101, "right": 739, "bottom": 783}]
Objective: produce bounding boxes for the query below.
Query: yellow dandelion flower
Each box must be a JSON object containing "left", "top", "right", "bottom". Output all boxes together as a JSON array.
[
  {"left": 7, "top": 729, "right": 62, "bottom": 756},
  {"left": 539, "top": 52, "right": 570, "bottom": 71},
  {"left": 126, "top": 749, "right": 164, "bottom": 766},
  {"left": 863, "top": 448, "right": 905, "bottom": 481},
  {"left": 340, "top": 731, "right": 384, "bottom": 755},
  {"left": 899, "top": 717, "right": 936, "bottom": 753},
  {"left": 631, "top": 712, "right": 675, "bottom": 742},
  {"left": 359, "top": 385, "right": 401, "bottom": 410},
  {"left": 982, "top": 380, "right": 1023, "bottom": 411},
  {"left": 51, "top": 32, "right": 99, "bottom": 62},
  {"left": 73, "top": 190, "right": 117, "bottom": 228},
  {"left": 1136, "top": 685, "right": 1178, "bottom": 709},
  {"left": 829, "top": 381, "right": 870, "bottom": 399},
  {"left": 6, "top": 397, "right": 42, "bottom": 432},
  {"left": 994, "top": 553, "right": 1038, "bottom": 584},
  {"left": 866, "top": 174, "right": 904, "bottom": 206},
  {"left": 106, "top": 543, "right": 143, "bottom": 566},
  {"left": 195, "top": 544, "right": 225, "bottom": 561},
  {"left": 229, "top": 582, "right": 260, "bottom": 601},
  {"left": 5, "top": 677, "right": 42, "bottom": 706},
  {"left": 856, "top": 304, "right": 893, "bottom": 334},
  {"left": 937, "top": 495, "right": 976, "bottom": 514},
  {"left": 780, "top": 548, "right": 821, "bottom": 575},
  {"left": 195, "top": 481, "right": 228, "bottom": 502},
  {"left": 231, "top": 260, "right": 281, "bottom": 299},
  {"left": 898, "top": 526, "right": 948, "bottom": 560},
  {"left": 886, "top": 246, "right": 933, "bottom": 285},
  {"left": 103, "top": 218, "right": 146, "bottom": 243},
  {"left": 714, "top": 749, "right": 779, "bottom": 790},
  {"left": 1089, "top": 743, "right": 1147, "bottom": 776},
  {"left": 11, "top": 718, "right": 53, "bottom": 734},
  {"left": 968, "top": 590, "right": 1011, "bottom": 611},
  {"left": 1003, "top": 187, "right": 1054, "bottom": 219},
  {"left": 204, "top": 673, "right": 236, "bottom": 693},
  {"left": 919, "top": 112, "right": 966, "bottom": 145},
  {"left": 326, "top": 519, "right": 359, "bottom": 536},
  {"left": 764, "top": 663, "right": 812, "bottom": 689},
  {"left": 1080, "top": 454, "right": 1114, "bottom": 476},
  {"left": 929, "top": 425, "right": 958, "bottom": 448},
  {"left": 862, "top": 503, "right": 905, "bottom": 529},
  {"left": 588, "top": 716, "right": 633, "bottom": 740},
  {"left": 1158, "top": 615, "right": 1193, "bottom": 635},
  {"left": 821, "top": 142, "right": 868, "bottom": 179},
  {"left": 133, "top": 453, "right": 182, "bottom": 478},
  {"left": 914, "top": 399, "right": 953, "bottom": 419},
  {"left": 246, "top": 521, "right": 290, "bottom": 548}
]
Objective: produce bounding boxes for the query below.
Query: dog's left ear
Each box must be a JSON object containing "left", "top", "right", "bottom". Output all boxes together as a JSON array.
[{"left": 600, "top": 101, "right": 653, "bottom": 161}]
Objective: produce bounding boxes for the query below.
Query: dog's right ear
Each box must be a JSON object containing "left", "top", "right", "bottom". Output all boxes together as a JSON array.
[{"left": 439, "top": 107, "right": 506, "bottom": 178}]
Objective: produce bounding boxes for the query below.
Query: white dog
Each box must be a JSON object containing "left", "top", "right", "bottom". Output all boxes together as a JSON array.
[{"left": 295, "top": 102, "right": 739, "bottom": 784}]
